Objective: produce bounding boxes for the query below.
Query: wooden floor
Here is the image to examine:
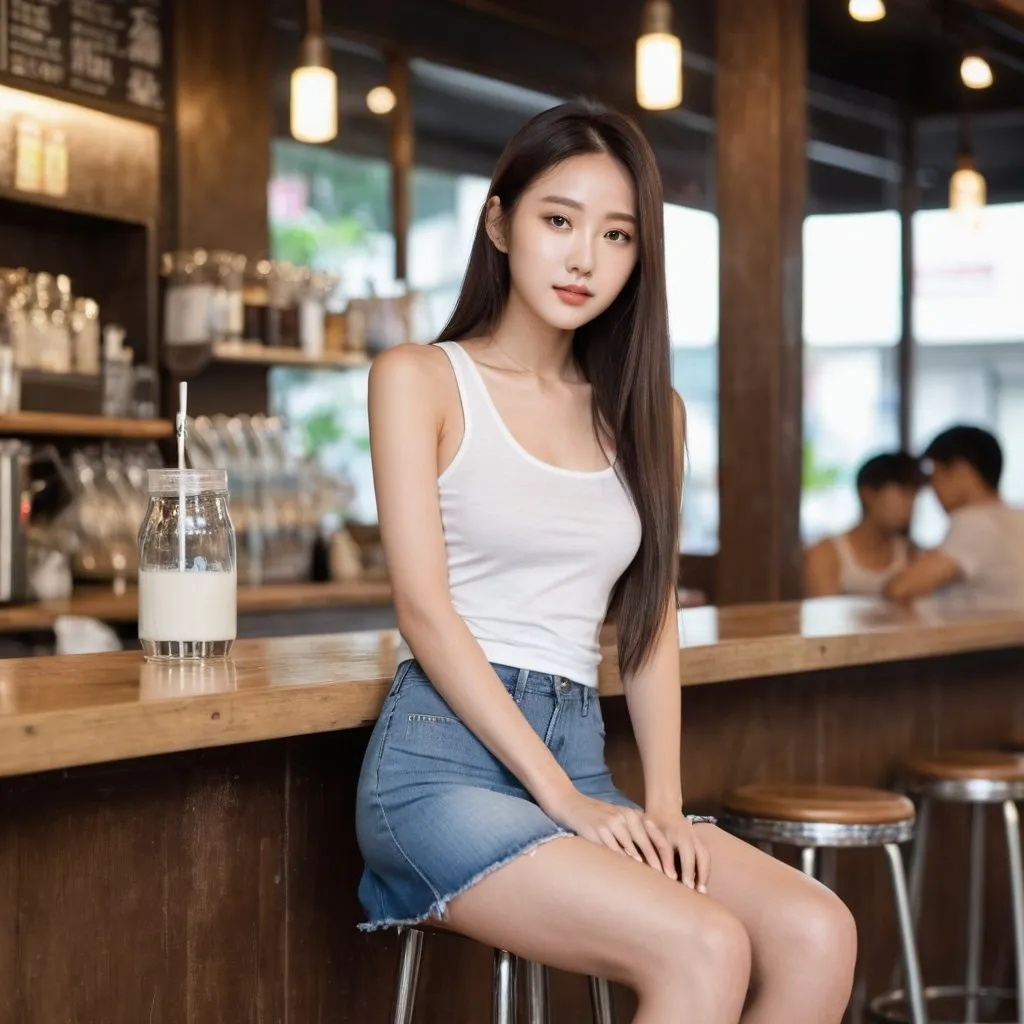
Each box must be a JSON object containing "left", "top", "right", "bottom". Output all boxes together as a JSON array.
[{"left": 0, "top": 644, "right": 1021, "bottom": 1023}]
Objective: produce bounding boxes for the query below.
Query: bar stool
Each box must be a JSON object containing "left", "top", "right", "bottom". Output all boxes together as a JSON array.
[
  {"left": 877, "top": 751, "right": 1024, "bottom": 1024},
  {"left": 390, "top": 925, "right": 617, "bottom": 1024},
  {"left": 719, "top": 783, "right": 926, "bottom": 1024}
]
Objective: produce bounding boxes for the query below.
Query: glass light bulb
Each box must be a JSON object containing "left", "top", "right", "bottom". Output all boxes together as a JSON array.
[
  {"left": 290, "top": 65, "right": 338, "bottom": 144},
  {"left": 960, "top": 54, "right": 993, "bottom": 90},
  {"left": 949, "top": 166, "right": 986, "bottom": 212},
  {"left": 848, "top": 0, "right": 886, "bottom": 22},
  {"left": 636, "top": 32, "right": 682, "bottom": 111},
  {"left": 366, "top": 85, "right": 396, "bottom": 115}
]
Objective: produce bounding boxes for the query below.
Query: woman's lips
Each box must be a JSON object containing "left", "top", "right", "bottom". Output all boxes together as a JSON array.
[{"left": 553, "top": 286, "right": 591, "bottom": 307}]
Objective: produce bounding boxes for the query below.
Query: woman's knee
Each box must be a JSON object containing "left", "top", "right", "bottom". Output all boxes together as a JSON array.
[
  {"left": 784, "top": 884, "right": 858, "bottom": 983},
  {"left": 635, "top": 899, "right": 752, "bottom": 994}
]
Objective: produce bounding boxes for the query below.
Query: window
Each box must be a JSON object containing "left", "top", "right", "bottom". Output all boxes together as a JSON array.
[
  {"left": 801, "top": 212, "right": 902, "bottom": 544},
  {"left": 911, "top": 202, "right": 1024, "bottom": 545},
  {"left": 665, "top": 204, "right": 719, "bottom": 554},
  {"left": 408, "top": 166, "right": 490, "bottom": 338}
]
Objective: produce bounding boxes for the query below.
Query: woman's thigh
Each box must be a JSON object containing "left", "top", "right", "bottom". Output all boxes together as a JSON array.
[{"left": 443, "top": 833, "right": 750, "bottom": 992}]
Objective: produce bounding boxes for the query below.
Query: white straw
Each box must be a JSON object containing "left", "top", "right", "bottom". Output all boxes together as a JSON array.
[{"left": 177, "top": 381, "right": 187, "bottom": 572}]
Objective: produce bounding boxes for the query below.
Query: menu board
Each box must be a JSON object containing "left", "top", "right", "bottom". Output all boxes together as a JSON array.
[{"left": 0, "top": 0, "right": 165, "bottom": 114}]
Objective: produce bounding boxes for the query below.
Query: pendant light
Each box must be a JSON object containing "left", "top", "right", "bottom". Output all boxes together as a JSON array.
[
  {"left": 949, "top": 117, "right": 986, "bottom": 213},
  {"left": 960, "top": 50, "right": 993, "bottom": 90},
  {"left": 636, "top": 0, "right": 682, "bottom": 111},
  {"left": 848, "top": 0, "right": 886, "bottom": 22},
  {"left": 290, "top": 0, "right": 337, "bottom": 144}
]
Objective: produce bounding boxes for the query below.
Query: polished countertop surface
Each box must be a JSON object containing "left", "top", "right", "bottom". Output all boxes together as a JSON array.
[
  {"left": 0, "top": 579, "right": 393, "bottom": 633},
  {"left": 1, "top": 597, "right": 1022, "bottom": 778}
]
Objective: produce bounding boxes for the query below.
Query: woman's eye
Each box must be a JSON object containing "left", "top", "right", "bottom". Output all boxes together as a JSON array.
[
  {"left": 606, "top": 230, "right": 631, "bottom": 243},
  {"left": 547, "top": 215, "right": 569, "bottom": 228}
]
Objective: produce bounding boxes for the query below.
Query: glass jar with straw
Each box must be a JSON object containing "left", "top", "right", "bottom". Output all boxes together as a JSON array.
[{"left": 137, "top": 384, "right": 237, "bottom": 660}]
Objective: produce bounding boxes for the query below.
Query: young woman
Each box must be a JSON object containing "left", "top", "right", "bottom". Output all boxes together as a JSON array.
[
  {"left": 356, "top": 102, "right": 856, "bottom": 1024},
  {"left": 805, "top": 452, "right": 922, "bottom": 598}
]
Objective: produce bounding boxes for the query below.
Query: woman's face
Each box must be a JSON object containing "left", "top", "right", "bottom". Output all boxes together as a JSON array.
[
  {"left": 488, "top": 152, "right": 640, "bottom": 332},
  {"left": 862, "top": 483, "right": 918, "bottom": 533}
]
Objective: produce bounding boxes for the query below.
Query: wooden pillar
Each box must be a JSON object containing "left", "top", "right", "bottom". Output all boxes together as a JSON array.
[
  {"left": 716, "top": 0, "right": 806, "bottom": 605},
  {"left": 388, "top": 51, "right": 413, "bottom": 283},
  {"left": 169, "top": 0, "right": 272, "bottom": 260},
  {"left": 898, "top": 116, "right": 918, "bottom": 451}
]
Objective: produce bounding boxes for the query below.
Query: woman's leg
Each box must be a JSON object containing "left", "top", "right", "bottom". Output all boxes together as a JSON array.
[
  {"left": 695, "top": 826, "right": 858, "bottom": 1024},
  {"left": 444, "top": 835, "right": 751, "bottom": 1024}
]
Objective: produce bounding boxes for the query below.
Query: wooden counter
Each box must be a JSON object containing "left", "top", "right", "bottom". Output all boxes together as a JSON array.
[
  {"left": 0, "top": 579, "right": 393, "bottom": 634},
  {"left": 1, "top": 596, "right": 1021, "bottom": 778},
  {"left": 1, "top": 597, "right": 1022, "bottom": 1024}
]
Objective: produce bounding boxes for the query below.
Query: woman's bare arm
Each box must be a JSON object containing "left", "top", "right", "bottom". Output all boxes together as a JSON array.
[
  {"left": 804, "top": 541, "right": 841, "bottom": 597},
  {"left": 370, "top": 344, "right": 575, "bottom": 814}
]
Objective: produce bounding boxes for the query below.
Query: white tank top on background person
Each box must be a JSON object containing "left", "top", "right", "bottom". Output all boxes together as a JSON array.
[
  {"left": 395, "top": 341, "right": 643, "bottom": 688},
  {"left": 831, "top": 532, "right": 909, "bottom": 597}
]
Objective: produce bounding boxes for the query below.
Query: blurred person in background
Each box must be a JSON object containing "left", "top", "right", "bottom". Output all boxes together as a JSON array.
[
  {"left": 804, "top": 452, "right": 922, "bottom": 597},
  {"left": 885, "top": 425, "right": 1024, "bottom": 612}
]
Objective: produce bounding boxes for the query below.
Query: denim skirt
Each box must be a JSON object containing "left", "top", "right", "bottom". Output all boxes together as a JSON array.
[{"left": 355, "top": 659, "right": 712, "bottom": 932}]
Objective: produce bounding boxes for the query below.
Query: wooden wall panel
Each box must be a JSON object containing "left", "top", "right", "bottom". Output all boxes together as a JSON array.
[
  {"left": 170, "top": 0, "right": 272, "bottom": 259},
  {"left": 716, "top": 0, "right": 806, "bottom": 605}
]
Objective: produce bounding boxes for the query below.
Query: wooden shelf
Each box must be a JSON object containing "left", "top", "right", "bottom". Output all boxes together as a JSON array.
[
  {"left": 0, "top": 183, "right": 151, "bottom": 228},
  {"left": 210, "top": 341, "right": 370, "bottom": 370},
  {"left": 0, "top": 412, "right": 173, "bottom": 440}
]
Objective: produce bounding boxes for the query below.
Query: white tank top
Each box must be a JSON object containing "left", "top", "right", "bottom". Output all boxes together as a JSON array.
[
  {"left": 832, "top": 532, "right": 909, "bottom": 596},
  {"left": 397, "top": 341, "right": 643, "bottom": 687}
]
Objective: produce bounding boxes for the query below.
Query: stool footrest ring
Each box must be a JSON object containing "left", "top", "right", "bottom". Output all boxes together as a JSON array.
[{"left": 869, "top": 983, "right": 1018, "bottom": 1023}]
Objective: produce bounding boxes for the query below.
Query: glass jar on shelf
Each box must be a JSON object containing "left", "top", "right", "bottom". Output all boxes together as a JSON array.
[
  {"left": 71, "top": 297, "right": 101, "bottom": 375},
  {"left": 161, "top": 249, "right": 214, "bottom": 349},
  {"left": 137, "top": 468, "right": 237, "bottom": 661},
  {"left": 210, "top": 251, "right": 246, "bottom": 342}
]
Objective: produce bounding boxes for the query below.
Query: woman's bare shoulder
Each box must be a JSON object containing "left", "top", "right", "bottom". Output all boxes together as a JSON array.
[{"left": 370, "top": 341, "right": 452, "bottom": 387}]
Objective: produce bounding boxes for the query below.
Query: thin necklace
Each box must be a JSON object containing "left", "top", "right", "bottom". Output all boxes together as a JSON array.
[{"left": 488, "top": 336, "right": 541, "bottom": 376}]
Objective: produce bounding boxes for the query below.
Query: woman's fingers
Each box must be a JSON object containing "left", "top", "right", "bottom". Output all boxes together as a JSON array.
[
  {"left": 694, "top": 833, "right": 712, "bottom": 893},
  {"left": 676, "top": 833, "right": 697, "bottom": 889},
  {"left": 642, "top": 817, "right": 678, "bottom": 878},
  {"left": 622, "top": 812, "right": 667, "bottom": 875}
]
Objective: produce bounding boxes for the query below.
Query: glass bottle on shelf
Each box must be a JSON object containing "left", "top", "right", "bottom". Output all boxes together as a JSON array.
[
  {"left": 243, "top": 259, "right": 272, "bottom": 345},
  {"left": 71, "top": 297, "right": 101, "bottom": 375},
  {"left": 162, "top": 249, "right": 214, "bottom": 374},
  {"left": 210, "top": 251, "right": 246, "bottom": 343}
]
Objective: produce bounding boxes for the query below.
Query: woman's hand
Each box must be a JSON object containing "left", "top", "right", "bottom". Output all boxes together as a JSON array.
[
  {"left": 642, "top": 809, "right": 711, "bottom": 892},
  {"left": 546, "top": 790, "right": 673, "bottom": 871}
]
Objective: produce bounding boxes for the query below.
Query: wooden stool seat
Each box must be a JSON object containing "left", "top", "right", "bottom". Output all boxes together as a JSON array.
[
  {"left": 904, "top": 750, "right": 1024, "bottom": 784},
  {"left": 723, "top": 783, "right": 915, "bottom": 826}
]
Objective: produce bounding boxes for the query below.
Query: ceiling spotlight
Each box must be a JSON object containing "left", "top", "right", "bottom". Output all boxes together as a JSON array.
[
  {"left": 849, "top": 0, "right": 886, "bottom": 22},
  {"left": 961, "top": 51, "right": 993, "bottom": 89},
  {"left": 366, "top": 85, "right": 396, "bottom": 115}
]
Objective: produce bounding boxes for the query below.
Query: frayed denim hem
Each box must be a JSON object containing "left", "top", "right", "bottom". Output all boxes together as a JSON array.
[{"left": 357, "top": 828, "right": 573, "bottom": 933}]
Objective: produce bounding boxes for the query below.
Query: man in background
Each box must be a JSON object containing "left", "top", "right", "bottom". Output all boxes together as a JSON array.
[{"left": 884, "top": 425, "right": 1024, "bottom": 612}]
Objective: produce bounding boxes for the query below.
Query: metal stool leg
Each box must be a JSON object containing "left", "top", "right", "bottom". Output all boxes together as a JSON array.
[
  {"left": 800, "top": 846, "right": 818, "bottom": 879},
  {"left": 907, "top": 797, "right": 932, "bottom": 927},
  {"left": 1002, "top": 800, "right": 1024, "bottom": 1024},
  {"left": 493, "top": 949, "right": 517, "bottom": 1024},
  {"left": 964, "top": 803, "right": 986, "bottom": 1023},
  {"left": 883, "top": 843, "right": 928, "bottom": 1024},
  {"left": 526, "top": 961, "right": 550, "bottom": 1024},
  {"left": 589, "top": 975, "right": 617, "bottom": 1024},
  {"left": 892, "top": 797, "right": 932, "bottom": 992},
  {"left": 391, "top": 927, "right": 424, "bottom": 1024}
]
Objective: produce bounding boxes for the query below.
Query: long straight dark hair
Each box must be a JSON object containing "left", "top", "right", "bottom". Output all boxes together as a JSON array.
[{"left": 436, "top": 100, "right": 678, "bottom": 678}]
